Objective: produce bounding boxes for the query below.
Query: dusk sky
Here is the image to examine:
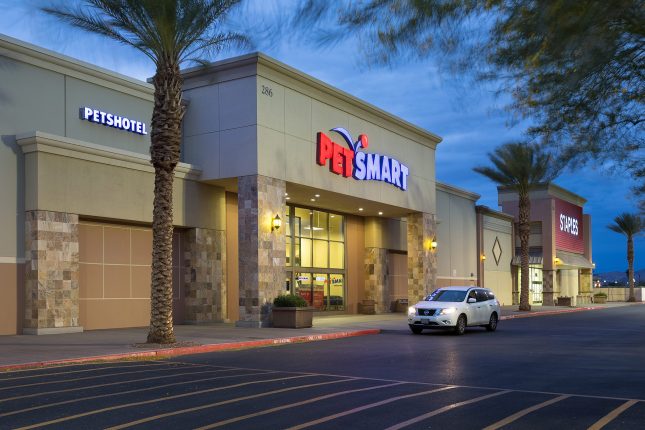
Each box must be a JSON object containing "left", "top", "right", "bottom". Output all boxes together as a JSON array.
[{"left": 1, "top": 0, "right": 642, "bottom": 274}]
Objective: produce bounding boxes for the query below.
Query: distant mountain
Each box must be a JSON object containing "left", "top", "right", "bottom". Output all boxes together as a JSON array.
[{"left": 594, "top": 269, "right": 645, "bottom": 283}]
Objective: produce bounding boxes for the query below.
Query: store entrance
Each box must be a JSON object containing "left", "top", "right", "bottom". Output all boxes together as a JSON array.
[{"left": 285, "top": 205, "right": 347, "bottom": 312}]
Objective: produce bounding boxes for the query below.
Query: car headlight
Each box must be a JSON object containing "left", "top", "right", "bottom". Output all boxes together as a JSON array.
[
  {"left": 408, "top": 306, "right": 416, "bottom": 315},
  {"left": 438, "top": 307, "right": 456, "bottom": 315}
]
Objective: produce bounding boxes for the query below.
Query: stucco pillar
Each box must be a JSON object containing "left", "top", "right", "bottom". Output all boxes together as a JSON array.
[
  {"left": 24, "top": 210, "right": 83, "bottom": 335},
  {"left": 236, "top": 175, "right": 286, "bottom": 327},
  {"left": 407, "top": 212, "right": 437, "bottom": 303},
  {"left": 364, "top": 248, "right": 389, "bottom": 313},
  {"left": 183, "top": 228, "right": 226, "bottom": 323},
  {"left": 542, "top": 269, "right": 555, "bottom": 306}
]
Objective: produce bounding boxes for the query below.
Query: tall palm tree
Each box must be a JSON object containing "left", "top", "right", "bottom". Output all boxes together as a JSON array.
[
  {"left": 474, "top": 142, "right": 557, "bottom": 311},
  {"left": 44, "top": 0, "right": 243, "bottom": 344},
  {"left": 608, "top": 213, "right": 643, "bottom": 302}
]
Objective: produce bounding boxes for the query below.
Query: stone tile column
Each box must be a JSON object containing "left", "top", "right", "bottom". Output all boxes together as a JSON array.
[
  {"left": 183, "top": 228, "right": 226, "bottom": 323},
  {"left": 24, "top": 210, "right": 83, "bottom": 335},
  {"left": 364, "top": 248, "right": 389, "bottom": 313},
  {"left": 236, "top": 175, "right": 286, "bottom": 327},
  {"left": 542, "top": 269, "right": 555, "bottom": 306},
  {"left": 407, "top": 212, "right": 437, "bottom": 303}
]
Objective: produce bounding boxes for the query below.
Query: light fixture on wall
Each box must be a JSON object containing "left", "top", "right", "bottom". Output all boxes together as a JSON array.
[
  {"left": 554, "top": 257, "right": 562, "bottom": 265},
  {"left": 272, "top": 214, "right": 282, "bottom": 232},
  {"left": 481, "top": 253, "right": 486, "bottom": 261},
  {"left": 431, "top": 237, "right": 438, "bottom": 251}
]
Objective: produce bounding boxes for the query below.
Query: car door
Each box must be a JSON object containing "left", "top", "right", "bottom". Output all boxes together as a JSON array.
[
  {"left": 472, "top": 289, "right": 490, "bottom": 324},
  {"left": 465, "top": 290, "right": 480, "bottom": 324}
]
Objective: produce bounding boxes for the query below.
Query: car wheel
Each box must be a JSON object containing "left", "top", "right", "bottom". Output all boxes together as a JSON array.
[
  {"left": 486, "top": 312, "right": 498, "bottom": 332},
  {"left": 454, "top": 315, "right": 466, "bottom": 335},
  {"left": 409, "top": 325, "right": 423, "bottom": 334}
]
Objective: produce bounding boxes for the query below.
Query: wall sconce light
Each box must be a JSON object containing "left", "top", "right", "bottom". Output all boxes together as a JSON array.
[
  {"left": 272, "top": 214, "right": 282, "bottom": 232},
  {"left": 431, "top": 238, "right": 438, "bottom": 251},
  {"left": 554, "top": 257, "right": 562, "bottom": 265},
  {"left": 481, "top": 254, "right": 486, "bottom": 261}
]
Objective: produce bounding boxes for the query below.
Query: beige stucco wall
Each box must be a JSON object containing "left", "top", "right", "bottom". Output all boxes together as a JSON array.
[
  {"left": 481, "top": 214, "right": 513, "bottom": 305},
  {"left": 436, "top": 185, "right": 478, "bottom": 286},
  {"left": 19, "top": 133, "right": 224, "bottom": 230},
  {"left": 364, "top": 217, "right": 407, "bottom": 251},
  {"left": 181, "top": 54, "right": 440, "bottom": 215}
]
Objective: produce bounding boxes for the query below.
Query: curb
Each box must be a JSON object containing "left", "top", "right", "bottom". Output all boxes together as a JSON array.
[
  {"left": 0, "top": 329, "right": 380, "bottom": 372},
  {"left": 500, "top": 302, "right": 645, "bottom": 320}
]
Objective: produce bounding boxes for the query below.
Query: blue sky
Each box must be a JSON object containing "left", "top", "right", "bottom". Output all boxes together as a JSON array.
[{"left": 1, "top": 0, "right": 642, "bottom": 273}]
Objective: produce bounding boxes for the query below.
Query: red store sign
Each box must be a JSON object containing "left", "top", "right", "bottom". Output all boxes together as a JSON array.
[{"left": 555, "top": 198, "right": 584, "bottom": 253}]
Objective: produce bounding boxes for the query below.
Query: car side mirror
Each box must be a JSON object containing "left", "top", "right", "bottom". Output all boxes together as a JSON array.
[{"left": 467, "top": 297, "right": 476, "bottom": 304}]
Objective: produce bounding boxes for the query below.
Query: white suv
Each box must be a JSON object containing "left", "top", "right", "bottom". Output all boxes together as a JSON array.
[{"left": 407, "top": 286, "right": 501, "bottom": 335}]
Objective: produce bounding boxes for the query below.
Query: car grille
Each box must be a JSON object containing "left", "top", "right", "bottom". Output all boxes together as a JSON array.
[{"left": 417, "top": 308, "right": 436, "bottom": 316}]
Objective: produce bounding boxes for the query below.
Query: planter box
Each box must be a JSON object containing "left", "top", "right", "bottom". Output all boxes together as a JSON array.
[
  {"left": 556, "top": 297, "right": 572, "bottom": 307},
  {"left": 594, "top": 296, "right": 607, "bottom": 304},
  {"left": 358, "top": 300, "right": 376, "bottom": 315},
  {"left": 272, "top": 307, "right": 313, "bottom": 328}
]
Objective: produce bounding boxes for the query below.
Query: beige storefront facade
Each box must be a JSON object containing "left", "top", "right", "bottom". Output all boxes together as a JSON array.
[{"left": 1, "top": 34, "right": 520, "bottom": 335}]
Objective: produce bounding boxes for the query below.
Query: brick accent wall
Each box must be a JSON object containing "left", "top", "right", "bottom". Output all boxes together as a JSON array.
[
  {"left": 365, "top": 247, "right": 389, "bottom": 313},
  {"left": 24, "top": 210, "right": 81, "bottom": 333},
  {"left": 407, "top": 212, "right": 437, "bottom": 303},
  {"left": 182, "top": 228, "right": 226, "bottom": 323},
  {"left": 237, "top": 175, "right": 286, "bottom": 327}
]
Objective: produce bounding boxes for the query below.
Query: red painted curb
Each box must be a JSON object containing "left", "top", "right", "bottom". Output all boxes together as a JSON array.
[{"left": 0, "top": 329, "right": 381, "bottom": 372}]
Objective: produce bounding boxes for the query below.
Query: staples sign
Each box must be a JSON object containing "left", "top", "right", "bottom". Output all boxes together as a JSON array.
[
  {"left": 555, "top": 198, "right": 584, "bottom": 253},
  {"left": 316, "top": 128, "right": 409, "bottom": 191}
]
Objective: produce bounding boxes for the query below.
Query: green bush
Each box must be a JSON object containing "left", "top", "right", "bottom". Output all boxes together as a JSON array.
[
  {"left": 593, "top": 292, "right": 607, "bottom": 298},
  {"left": 273, "top": 294, "right": 309, "bottom": 307}
]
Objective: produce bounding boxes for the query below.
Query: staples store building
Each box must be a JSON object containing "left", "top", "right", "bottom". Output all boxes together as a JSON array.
[{"left": 0, "top": 35, "right": 509, "bottom": 335}]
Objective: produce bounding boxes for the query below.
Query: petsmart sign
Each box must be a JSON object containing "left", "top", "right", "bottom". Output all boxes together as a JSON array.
[
  {"left": 80, "top": 106, "right": 148, "bottom": 136},
  {"left": 316, "top": 128, "right": 409, "bottom": 191}
]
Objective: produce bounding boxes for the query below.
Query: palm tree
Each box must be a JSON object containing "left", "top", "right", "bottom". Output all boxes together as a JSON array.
[
  {"left": 608, "top": 213, "right": 643, "bottom": 302},
  {"left": 474, "top": 142, "right": 557, "bottom": 311},
  {"left": 44, "top": 0, "right": 243, "bottom": 344}
]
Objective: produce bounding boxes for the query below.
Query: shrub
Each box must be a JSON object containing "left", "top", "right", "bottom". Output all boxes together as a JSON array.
[
  {"left": 273, "top": 294, "right": 309, "bottom": 308},
  {"left": 594, "top": 292, "right": 608, "bottom": 298}
]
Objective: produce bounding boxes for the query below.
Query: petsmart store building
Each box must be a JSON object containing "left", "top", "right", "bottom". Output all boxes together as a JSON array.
[{"left": 0, "top": 34, "right": 592, "bottom": 335}]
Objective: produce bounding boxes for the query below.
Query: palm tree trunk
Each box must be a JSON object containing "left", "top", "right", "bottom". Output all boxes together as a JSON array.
[
  {"left": 147, "top": 59, "right": 184, "bottom": 344},
  {"left": 627, "top": 235, "right": 635, "bottom": 302},
  {"left": 518, "top": 190, "right": 531, "bottom": 311}
]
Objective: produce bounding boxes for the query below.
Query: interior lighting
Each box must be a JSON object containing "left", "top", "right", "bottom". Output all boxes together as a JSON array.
[
  {"left": 315, "top": 194, "right": 320, "bottom": 198},
  {"left": 358, "top": 208, "right": 364, "bottom": 211},
  {"left": 378, "top": 211, "right": 383, "bottom": 215},
  {"left": 310, "top": 198, "right": 316, "bottom": 202}
]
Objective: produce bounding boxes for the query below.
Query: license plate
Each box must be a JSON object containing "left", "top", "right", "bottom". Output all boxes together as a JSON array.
[{"left": 421, "top": 318, "right": 429, "bottom": 324}]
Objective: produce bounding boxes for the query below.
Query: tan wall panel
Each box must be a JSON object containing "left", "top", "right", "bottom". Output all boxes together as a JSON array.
[
  {"left": 79, "top": 223, "right": 103, "bottom": 264},
  {"left": 226, "top": 192, "right": 239, "bottom": 323},
  {"left": 104, "top": 265, "right": 131, "bottom": 298},
  {"left": 132, "top": 229, "right": 152, "bottom": 266},
  {"left": 0, "top": 263, "right": 22, "bottom": 335},
  {"left": 387, "top": 252, "right": 408, "bottom": 303},
  {"left": 484, "top": 271, "right": 513, "bottom": 306},
  {"left": 104, "top": 227, "right": 131, "bottom": 265},
  {"left": 79, "top": 299, "right": 150, "bottom": 330},
  {"left": 28, "top": 152, "right": 225, "bottom": 230},
  {"left": 346, "top": 215, "right": 364, "bottom": 313},
  {"left": 79, "top": 263, "right": 103, "bottom": 299},
  {"left": 364, "top": 217, "right": 406, "bottom": 251},
  {"left": 132, "top": 266, "right": 152, "bottom": 299}
]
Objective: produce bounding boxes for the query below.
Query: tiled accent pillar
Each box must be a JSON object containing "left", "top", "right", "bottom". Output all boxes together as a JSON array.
[
  {"left": 24, "top": 210, "right": 83, "bottom": 335},
  {"left": 365, "top": 248, "right": 389, "bottom": 313},
  {"left": 407, "top": 212, "right": 437, "bottom": 303},
  {"left": 183, "top": 228, "right": 226, "bottom": 323},
  {"left": 542, "top": 269, "right": 555, "bottom": 306},
  {"left": 237, "top": 175, "right": 286, "bottom": 327}
]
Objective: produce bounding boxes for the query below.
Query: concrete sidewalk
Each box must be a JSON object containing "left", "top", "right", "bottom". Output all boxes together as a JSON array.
[{"left": 0, "top": 302, "right": 639, "bottom": 370}]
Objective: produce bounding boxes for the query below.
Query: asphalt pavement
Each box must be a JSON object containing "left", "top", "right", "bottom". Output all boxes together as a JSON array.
[{"left": 0, "top": 305, "right": 644, "bottom": 429}]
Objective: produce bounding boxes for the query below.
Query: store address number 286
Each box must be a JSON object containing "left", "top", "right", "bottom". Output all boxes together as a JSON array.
[{"left": 261, "top": 85, "right": 273, "bottom": 97}]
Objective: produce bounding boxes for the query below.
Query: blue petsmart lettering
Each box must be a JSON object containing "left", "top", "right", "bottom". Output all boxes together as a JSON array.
[{"left": 80, "top": 106, "right": 148, "bottom": 136}]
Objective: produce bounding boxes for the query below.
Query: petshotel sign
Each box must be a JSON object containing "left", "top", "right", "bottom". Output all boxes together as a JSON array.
[
  {"left": 79, "top": 106, "right": 148, "bottom": 136},
  {"left": 316, "top": 128, "right": 410, "bottom": 191}
]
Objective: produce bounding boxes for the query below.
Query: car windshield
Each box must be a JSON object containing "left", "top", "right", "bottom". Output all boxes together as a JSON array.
[{"left": 425, "top": 290, "right": 467, "bottom": 303}]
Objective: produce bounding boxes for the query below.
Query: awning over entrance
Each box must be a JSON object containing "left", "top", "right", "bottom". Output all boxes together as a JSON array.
[
  {"left": 511, "top": 255, "right": 543, "bottom": 266},
  {"left": 555, "top": 251, "right": 594, "bottom": 269}
]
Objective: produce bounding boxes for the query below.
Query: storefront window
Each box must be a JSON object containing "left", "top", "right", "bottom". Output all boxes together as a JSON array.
[{"left": 286, "top": 205, "right": 345, "bottom": 310}]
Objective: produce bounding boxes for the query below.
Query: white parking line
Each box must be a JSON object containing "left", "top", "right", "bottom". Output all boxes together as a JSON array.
[
  {"left": 482, "top": 395, "right": 570, "bottom": 430},
  {"left": 385, "top": 391, "right": 510, "bottom": 430}
]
